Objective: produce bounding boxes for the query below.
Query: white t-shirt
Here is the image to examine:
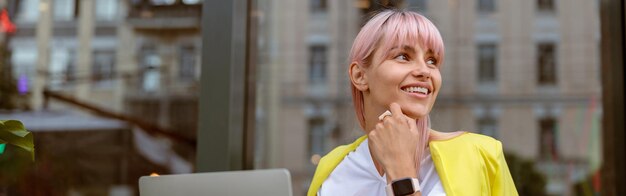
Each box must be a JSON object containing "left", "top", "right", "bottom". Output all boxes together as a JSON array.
[{"left": 318, "top": 139, "right": 446, "bottom": 196}]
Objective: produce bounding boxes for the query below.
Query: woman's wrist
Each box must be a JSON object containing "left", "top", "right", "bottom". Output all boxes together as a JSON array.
[{"left": 385, "top": 162, "right": 418, "bottom": 182}]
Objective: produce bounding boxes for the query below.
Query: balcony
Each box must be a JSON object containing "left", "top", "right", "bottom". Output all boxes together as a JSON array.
[{"left": 127, "top": 2, "right": 201, "bottom": 30}]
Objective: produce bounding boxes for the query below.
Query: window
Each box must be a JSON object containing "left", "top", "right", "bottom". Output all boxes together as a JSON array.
[
  {"left": 49, "top": 49, "right": 73, "bottom": 88},
  {"left": 65, "top": 50, "right": 76, "bottom": 84},
  {"left": 179, "top": 45, "right": 197, "bottom": 82},
  {"left": 151, "top": 0, "right": 176, "bottom": 6},
  {"left": 64, "top": 63, "right": 75, "bottom": 85},
  {"left": 308, "top": 117, "right": 326, "bottom": 158},
  {"left": 539, "top": 117, "right": 559, "bottom": 160},
  {"left": 478, "top": 117, "right": 497, "bottom": 138},
  {"left": 309, "top": 45, "right": 327, "bottom": 84},
  {"left": 11, "top": 48, "right": 38, "bottom": 93},
  {"left": 16, "top": 0, "right": 39, "bottom": 22},
  {"left": 182, "top": 0, "right": 202, "bottom": 4},
  {"left": 92, "top": 50, "right": 115, "bottom": 86},
  {"left": 95, "top": 0, "right": 117, "bottom": 21},
  {"left": 477, "top": 0, "right": 495, "bottom": 13},
  {"left": 310, "top": 0, "right": 327, "bottom": 13},
  {"left": 537, "top": 0, "right": 555, "bottom": 12},
  {"left": 53, "top": 0, "right": 74, "bottom": 21},
  {"left": 140, "top": 45, "right": 161, "bottom": 92},
  {"left": 537, "top": 43, "right": 557, "bottom": 85},
  {"left": 406, "top": 0, "right": 427, "bottom": 12},
  {"left": 478, "top": 43, "right": 497, "bottom": 83}
]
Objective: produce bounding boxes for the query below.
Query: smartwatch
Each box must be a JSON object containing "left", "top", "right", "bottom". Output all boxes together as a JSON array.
[{"left": 385, "top": 177, "right": 420, "bottom": 196}]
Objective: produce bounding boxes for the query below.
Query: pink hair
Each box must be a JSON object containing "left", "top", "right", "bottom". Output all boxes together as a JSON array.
[{"left": 349, "top": 10, "right": 445, "bottom": 173}]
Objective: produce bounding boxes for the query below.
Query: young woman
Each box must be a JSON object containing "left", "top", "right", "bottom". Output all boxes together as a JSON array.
[{"left": 307, "top": 10, "right": 518, "bottom": 196}]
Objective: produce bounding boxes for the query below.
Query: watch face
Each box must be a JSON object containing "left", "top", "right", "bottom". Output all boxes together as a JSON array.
[{"left": 391, "top": 178, "right": 414, "bottom": 195}]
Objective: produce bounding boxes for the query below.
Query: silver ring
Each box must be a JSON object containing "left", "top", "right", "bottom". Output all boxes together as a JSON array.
[{"left": 378, "top": 110, "right": 392, "bottom": 121}]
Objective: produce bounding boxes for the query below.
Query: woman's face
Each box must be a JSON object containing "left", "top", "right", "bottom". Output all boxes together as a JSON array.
[{"left": 365, "top": 43, "right": 442, "bottom": 119}]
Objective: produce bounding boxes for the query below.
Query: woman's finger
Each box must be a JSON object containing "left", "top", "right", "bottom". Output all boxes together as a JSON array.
[
  {"left": 405, "top": 116, "right": 417, "bottom": 132},
  {"left": 389, "top": 102, "right": 404, "bottom": 120}
]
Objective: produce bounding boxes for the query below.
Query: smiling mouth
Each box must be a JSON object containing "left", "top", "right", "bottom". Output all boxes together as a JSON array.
[{"left": 401, "top": 86, "right": 430, "bottom": 95}]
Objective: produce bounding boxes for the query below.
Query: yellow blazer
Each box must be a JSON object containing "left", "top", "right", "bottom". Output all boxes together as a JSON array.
[{"left": 307, "top": 132, "right": 518, "bottom": 196}]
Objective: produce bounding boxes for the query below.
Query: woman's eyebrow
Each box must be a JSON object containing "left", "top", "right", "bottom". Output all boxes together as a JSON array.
[
  {"left": 425, "top": 49, "right": 435, "bottom": 56},
  {"left": 389, "top": 45, "right": 417, "bottom": 53}
]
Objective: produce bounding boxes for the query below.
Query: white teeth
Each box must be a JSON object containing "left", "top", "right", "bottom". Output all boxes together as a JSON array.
[
  {"left": 402, "top": 86, "right": 429, "bottom": 94},
  {"left": 417, "top": 87, "right": 428, "bottom": 94}
]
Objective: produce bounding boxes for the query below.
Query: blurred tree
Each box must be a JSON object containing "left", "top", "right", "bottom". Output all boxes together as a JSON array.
[
  {"left": 573, "top": 172, "right": 602, "bottom": 196},
  {"left": 505, "top": 152, "right": 548, "bottom": 196},
  {"left": 0, "top": 7, "right": 20, "bottom": 110},
  {"left": 0, "top": 42, "right": 19, "bottom": 110}
]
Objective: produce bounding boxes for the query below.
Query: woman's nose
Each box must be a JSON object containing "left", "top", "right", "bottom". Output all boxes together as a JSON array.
[{"left": 411, "top": 62, "right": 431, "bottom": 79}]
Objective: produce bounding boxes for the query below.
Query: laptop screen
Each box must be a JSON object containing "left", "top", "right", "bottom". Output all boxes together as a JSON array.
[{"left": 139, "top": 169, "right": 293, "bottom": 196}]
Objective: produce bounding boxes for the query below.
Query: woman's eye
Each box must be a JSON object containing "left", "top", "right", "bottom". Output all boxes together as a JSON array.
[
  {"left": 394, "top": 54, "right": 409, "bottom": 61},
  {"left": 426, "top": 58, "right": 437, "bottom": 66}
]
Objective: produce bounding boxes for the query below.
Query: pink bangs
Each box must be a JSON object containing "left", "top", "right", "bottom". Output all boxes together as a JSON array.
[{"left": 350, "top": 10, "right": 445, "bottom": 130}]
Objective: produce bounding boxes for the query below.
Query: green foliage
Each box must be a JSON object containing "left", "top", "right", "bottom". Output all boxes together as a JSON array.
[
  {"left": 505, "top": 152, "right": 547, "bottom": 196},
  {"left": 0, "top": 139, "right": 36, "bottom": 186},
  {"left": 0, "top": 120, "right": 34, "bottom": 161}
]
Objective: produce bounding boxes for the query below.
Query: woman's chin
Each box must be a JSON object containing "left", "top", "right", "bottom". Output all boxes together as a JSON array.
[
  {"left": 396, "top": 100, "right": 432, "bottom": 118},
  {"left": 403, "top": 108, "right": 430, "bottom": 120}
]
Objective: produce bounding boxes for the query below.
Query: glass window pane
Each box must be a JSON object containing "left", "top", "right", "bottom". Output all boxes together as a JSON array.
[
  {"left": 537, "top": 42, "right": 557, "bottom": 85},
  {"left": 95, "top": 0, "right": 117, "bottom": 21},
  {"left": 478, "top": 43, "right": 497, "bottom": 83},
  {"left": 537, "top": 0, "right": 555, "bottom": 12},
  {"left": 53, "top": 0, "right": 74, "bottom": 21},
  {"left": 92, "top": 50, "right": 115, "bottom": 87},
  {"left": 539, "top": 117, "right": 559, "bottom": 160},
  {"left": 178, "top": 45, "right": 197, "bottom": 82},
  {"left": 310, "top": 0, "right": 327, "bottom": 12},
  {"left": 477, "top": 0, "right": 495, "bottom": 13},
  {"left": 16, "top": 0, "right": 40, "bottom": 22},
  {"left": 308, "top": 45, "right": 327, "bottom": 84}
]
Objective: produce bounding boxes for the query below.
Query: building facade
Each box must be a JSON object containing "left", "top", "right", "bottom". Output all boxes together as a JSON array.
[
  {"left": 5, "top": 0, "right": 601, "bottom": 195},
  {"left": 254, "top": 0, "right": 601, "bottom": 195},
  {"left": 5, "top": 0, "right": 201, "bottom": 194}
]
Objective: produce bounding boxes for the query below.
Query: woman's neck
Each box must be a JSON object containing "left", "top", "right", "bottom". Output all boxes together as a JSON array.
[{"left": 361, "top": 98, "right": 388, "bottom": 133}]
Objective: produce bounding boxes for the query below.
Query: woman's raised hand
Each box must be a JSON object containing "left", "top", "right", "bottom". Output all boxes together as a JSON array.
[{"left": 368, "top": 102, "right": 421, "bottom": 180}]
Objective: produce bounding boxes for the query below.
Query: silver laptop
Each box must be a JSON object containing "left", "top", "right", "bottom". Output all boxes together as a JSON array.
[{"left": 139, "top": 168, "right": 293, "bottom": 196}]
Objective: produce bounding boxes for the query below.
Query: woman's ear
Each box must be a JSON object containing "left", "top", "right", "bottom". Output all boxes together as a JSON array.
[{"left": 349, "top": 62, "right": 368, "bottom": 91}]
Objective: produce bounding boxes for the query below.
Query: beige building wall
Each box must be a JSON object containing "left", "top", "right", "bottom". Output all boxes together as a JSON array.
[
  {"left": 499, "top": 0, "right": 535, "bottom": 96},
  {"left": 430, "top": 105, "right": 475, "bottom": 133},
  {"left": 427, "top": 0, "right": 600, "bottom": 153},
  {"left": 498, "top": 106, "right": 538, "bottom": 157},
  {"left": 428, "top": 0, "right": 477, "bottom": 96},
  {"left": 257, "top": 0, "right": 360, "bottom": 194},
  {"left": 557, "top": 0, "right": 601, "bottom": 95},
  {"left": 280, "top": 106, "right": 308, "bottom": 193},
  {"left": 425, "top": 0, "right": 600, "bottom": 194},
  {"left": 259, "top": 0, "right": 310, "bottom": 194}
]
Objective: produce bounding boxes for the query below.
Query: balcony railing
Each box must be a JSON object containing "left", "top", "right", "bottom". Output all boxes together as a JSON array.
[{"left": 127, "top": 3, "right": 201, "bottom": 30}]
